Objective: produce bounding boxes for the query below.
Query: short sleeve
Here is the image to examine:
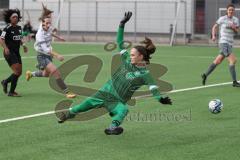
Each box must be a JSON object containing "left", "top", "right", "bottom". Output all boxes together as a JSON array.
[
  {"left": 216, "top": 17, "right": 224, "bottom": 25},
  {"left": 0, "top": 27, "right": 7, "bottom": 39}
]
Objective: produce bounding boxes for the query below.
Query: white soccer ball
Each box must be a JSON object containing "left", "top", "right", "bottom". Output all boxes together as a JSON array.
[{"left": 208, "top": 99, "right": 223, "bottom": 114}]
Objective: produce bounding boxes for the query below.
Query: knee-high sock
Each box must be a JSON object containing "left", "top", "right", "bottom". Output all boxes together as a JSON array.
[
  {"left": 5, "top": 74, "right": 15, "bottom": 84},
  {"left": 111, "top": 120, "right": 121, "bottom": 128},
  {"left": 32, "top": 71, "right": 43, "bottom": 77},
  {"left": 110, "top": 105, "right": 129, "bottom": 128},
  {"left": 56, "top": 78, "right": 68, "bottom": 93},
  {"left": 229, "top": 65, "right": 237, "bottom": 82},
  {"left": 10, "top": 74, "right": 19, "bottom": 93},
  {"left": 205, "top": 63, "right": 217, "bottom": 76}
]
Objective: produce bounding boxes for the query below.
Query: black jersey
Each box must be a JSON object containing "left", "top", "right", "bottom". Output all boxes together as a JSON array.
[{"left": 0, "top": 25, "right": 22, "bottom": 51}]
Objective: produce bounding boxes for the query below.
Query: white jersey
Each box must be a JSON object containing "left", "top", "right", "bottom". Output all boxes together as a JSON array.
[
  {"left": 34, "top": 24, "right": 54, "bottom": 56},
  {"left": 216, "top": 15, "right": 239, "bottom": 45}
]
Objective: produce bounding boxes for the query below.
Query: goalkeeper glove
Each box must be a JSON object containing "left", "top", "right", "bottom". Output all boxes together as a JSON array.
[
  {"left": 119, "top": 11, "right": 132, "bottom": 27},
  {"left": 159, "top": 96, "right": 172, "bottom": 105}
]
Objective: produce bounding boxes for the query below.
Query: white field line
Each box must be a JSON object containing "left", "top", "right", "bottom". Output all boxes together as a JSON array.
[
  {"left": 0, "top": 81, "right": 233, "bottom": 124},
  {"left": 0, "top": 109, "right": 69, "bottom": 124},
  {"left": 0, "top": 53, "right": 214, "bottom": 61},
  {"left": 134, "top": 81, "right": 232, "bottom": 99},
  {"left": 159, "top": 55, "right": 214, "bottom": 59},
  {"left": 0, "top": 53, "right": 97, "bottom": 61}
]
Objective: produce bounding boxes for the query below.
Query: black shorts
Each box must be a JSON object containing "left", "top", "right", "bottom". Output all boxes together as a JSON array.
[{"left": 4, "top": 50, "right": 22, "bottom": 66}]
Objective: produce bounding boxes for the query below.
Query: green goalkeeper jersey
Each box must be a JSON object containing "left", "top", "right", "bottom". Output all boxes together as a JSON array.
[{"left": 98, "top": 26, "right": 162, "bottom": 103}]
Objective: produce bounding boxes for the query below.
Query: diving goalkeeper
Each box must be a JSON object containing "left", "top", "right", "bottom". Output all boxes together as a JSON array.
[{"left": 57, "top": 12, "right": 172, "bottom": 135}]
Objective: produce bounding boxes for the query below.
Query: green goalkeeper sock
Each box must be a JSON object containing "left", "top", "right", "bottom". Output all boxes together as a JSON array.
[{"left": 110, "top": 120, "right": 121, "bottom": 128}]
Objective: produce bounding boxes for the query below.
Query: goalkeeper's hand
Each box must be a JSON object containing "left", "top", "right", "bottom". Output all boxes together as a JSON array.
[
  {"left": 159, "top": 96, "right": 172, "bottom": 105},
  {"left": 120, "top": 11, "right": 132, "bottom": 27}
]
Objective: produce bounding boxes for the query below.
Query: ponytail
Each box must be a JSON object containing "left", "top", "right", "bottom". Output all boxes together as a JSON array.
[
  {"left": 39, "top": 3, "right": 53, "bottom": 21},
  {"left": 134, "top": 37, "right": 156, "bottom": 64}
]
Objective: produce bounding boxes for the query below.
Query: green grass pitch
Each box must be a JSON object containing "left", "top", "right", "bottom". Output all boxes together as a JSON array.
[{"left": 0, "top": 43, "right": 239, "bottom": 160}]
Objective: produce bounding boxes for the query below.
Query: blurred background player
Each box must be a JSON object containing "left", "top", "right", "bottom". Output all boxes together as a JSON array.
[
  {"left": 57, "top": 12, "right": 172, "bottom": 135},
  {"left": 22, "top": 20, "right": 36, "bottom": 42},
  {"left": 0, "top": 9, "right": 28, "bottom": 97},
  {"left": 201, "top": 4, "right": 240, "bottom": 87},
  {"left": 25, "top": 15, "right": 76, "bottom": 98}
]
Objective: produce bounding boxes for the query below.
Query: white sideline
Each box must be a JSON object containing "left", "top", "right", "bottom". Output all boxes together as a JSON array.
[
  {"left": 0, "top": 111, "right": 54, "bottom": 124},
  {"left": 0, "top": 81, "right": 234, "bottom": 124},
  {"left": 135, "top": 81, "right": 233, "bottom": 99},
  {"left": 0, "top": 53, "right": 97, "bottom": 61},
  {"left": 0, "top": 53, "right": 214, "bottom": 61}
]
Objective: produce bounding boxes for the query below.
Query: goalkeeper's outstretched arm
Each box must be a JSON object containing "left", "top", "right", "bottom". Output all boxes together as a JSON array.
[
  {"left": 116, "top": 11, "right": 132, "bottom": 52},
  {"left": 144, "top": 72, "right": 172, "bottom": 105}
]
